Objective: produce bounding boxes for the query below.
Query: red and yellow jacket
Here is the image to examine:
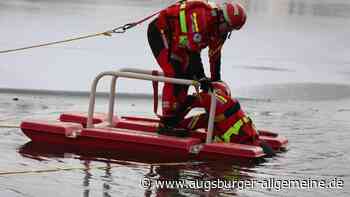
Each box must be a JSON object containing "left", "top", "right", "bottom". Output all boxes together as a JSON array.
[
  {"left": 178, "top": 91, "right": 259, "bottom": 144},
  {"left": 156, "top": 0, "right": 227, "bottom": 81}
]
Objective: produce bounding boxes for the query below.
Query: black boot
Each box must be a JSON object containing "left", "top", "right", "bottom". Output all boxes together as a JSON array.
[
  {"left": 259, "top": 140, "right": 276, "bottom": 157},
  {"left": 157, "top": 125, "right": 189, "bottom": 137},
  {"left": 157, "top": 116, "right": 189, "bottom": 137}
]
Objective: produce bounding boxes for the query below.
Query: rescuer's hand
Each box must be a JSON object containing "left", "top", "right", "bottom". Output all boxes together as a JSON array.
[{"left": 199, "top": 77, "right": 212, "bottom": 92}]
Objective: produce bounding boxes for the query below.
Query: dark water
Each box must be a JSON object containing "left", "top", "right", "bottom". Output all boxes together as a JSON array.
[{"left": 1, "top": 0, "right": 350, "bottom": 196}]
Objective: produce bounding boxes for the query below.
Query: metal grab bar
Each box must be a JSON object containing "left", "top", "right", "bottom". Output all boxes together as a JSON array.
[
  {"left": 86, "top": 68, "right": 217, "bottom": 144},
  {"left": 107, "top": 68, "right": 163, "bottom": 125},
  {"left": 118, "top": 68, "right": 164, "bottom": 76}
]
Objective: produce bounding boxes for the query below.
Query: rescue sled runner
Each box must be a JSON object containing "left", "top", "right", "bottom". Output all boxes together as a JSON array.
[{"left": 20, "top": 68, "right": 288, "bottom": 161}]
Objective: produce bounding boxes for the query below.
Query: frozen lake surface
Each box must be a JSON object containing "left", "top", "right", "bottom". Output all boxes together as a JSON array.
[{"left": 0, "top": 0, "right": 350, "bottom": 196}]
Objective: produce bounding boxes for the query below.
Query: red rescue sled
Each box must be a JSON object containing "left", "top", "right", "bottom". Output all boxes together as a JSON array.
[{"left": 20, "top": 69, "right": 288, "bottom": 162}]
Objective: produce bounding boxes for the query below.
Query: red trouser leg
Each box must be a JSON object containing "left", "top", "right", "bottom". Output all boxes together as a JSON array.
[
  {"left": 147, "top": 19, "right": 188, "bottom": 120},
  {"left": 158, "top": 51, "right": 189, "bottom": 117},
  {"left": 157, "top": 49, "right": 177, "bottom": 116}
]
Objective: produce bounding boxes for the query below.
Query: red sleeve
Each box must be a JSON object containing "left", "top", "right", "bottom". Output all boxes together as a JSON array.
[
  {"left": 208, "top": 35, "right": 227, "bottom": 81},
  {"left": 187, "top": 51, "right": 206, "bottom": 79}
]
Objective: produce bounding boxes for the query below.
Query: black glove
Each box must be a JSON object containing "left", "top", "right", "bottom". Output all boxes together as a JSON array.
[{"left": 198, "top": 77, "right": 212, "bottom": 92}]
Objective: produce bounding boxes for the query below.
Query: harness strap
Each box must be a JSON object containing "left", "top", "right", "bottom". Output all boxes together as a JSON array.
[
  {"left": 179, "top": 3, "right": 188, "bottom": 33},
  {"left": 179, "top": 2, "right": 189, "bottom": 47},
  {"left": 223, "top": 101, "right": 241, "bottom": 118},
  {"left": 191, "top": 12, "right": 199, "bottom": 32},
  {"left": 214, "top": 101, "right": 241, "bottom": 123}
]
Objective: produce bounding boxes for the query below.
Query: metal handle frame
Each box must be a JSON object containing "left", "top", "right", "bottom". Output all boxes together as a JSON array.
[{"left": 86, "top": 68, "right": 217, "bottom": 144}]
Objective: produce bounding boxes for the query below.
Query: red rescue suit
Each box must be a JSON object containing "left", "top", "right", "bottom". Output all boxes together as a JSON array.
[
  {"left": 147, "top": 0, "right": 227, "bottom": 119},
  {"left": 178, "top": 92, "right": 259, "bottom": 145}
]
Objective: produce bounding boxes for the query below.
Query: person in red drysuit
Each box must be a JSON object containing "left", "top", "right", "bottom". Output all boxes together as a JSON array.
[
  {"left": 147, "top": 0, "right": 247, "bottom": 130},
  {"left": 177, "top": 81, "right": 260, "bottom": 145}
]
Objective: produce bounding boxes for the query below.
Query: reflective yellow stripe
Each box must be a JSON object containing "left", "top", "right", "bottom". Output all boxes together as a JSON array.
[
  {"left": 215, "top": 94, "right": 227, "bottom": 104},
  {"left": 221, "top": 116, "right": 251, "bottom": 142},
  {"left": 179, "top": 3, "right": 187, "bottom": 33},
  {"left": 179, "top": 3, "right": 188, "bottom": 47},
  {"left": 222, "top": 119, "right": 243, "bottom": 142},
  {"left": 192, "top": 12, "right": 199, "bottom": 32},
  {"left": 189, "top": 115, "right": 200, "bottom": 129}
]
